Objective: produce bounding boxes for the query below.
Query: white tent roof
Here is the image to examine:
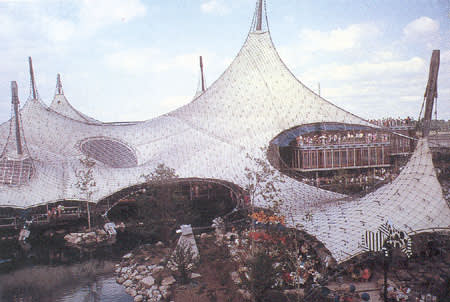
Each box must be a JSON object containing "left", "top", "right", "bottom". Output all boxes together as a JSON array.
[{"left": 0, "top": 1, "right": 448, "bottom": 262}]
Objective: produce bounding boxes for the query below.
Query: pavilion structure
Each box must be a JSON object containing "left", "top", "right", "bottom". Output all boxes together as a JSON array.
[{"left": 0, "top": 0, "right": 448, "bottom": 263}]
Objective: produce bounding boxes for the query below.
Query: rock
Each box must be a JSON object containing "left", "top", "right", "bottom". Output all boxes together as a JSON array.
[
  {"left": 161, "top": 275, "right": 176, "bottom": 286},
  {"left": 238, "top": 266, "right": 248, "bottom": 273},
  {"left": 155, "top": 241, "right": 164, "bottom": 247},
  {"left": 225, "top": 232, "right": 238, "bottom": 241},
  {"left": 123, "top": 252, "right": 133, "bottom": 259},
  {"left": 72, "top": 237, "right": 82, "bottom": 245},
  {"left": 134, "top": 295, "right": 143, "bottom": 302},
  {"left": 82, "top": 232, "right": 96, "bottom": 239},
  {"left": 238, "top": 289, "right": 252, "bottom": 300},
  {"left": 129, "top": 288, "right": 137, "bottom": 297},
  {"left": 137, "top": 265, "right": 147, "bottom": 273},
  {"left": 190, "top": 273, "right": 201, "bottom": 279},
  {"left": 123, "top": 279, "right": 133, "bottom": 287},
  {"left": 116, "top": 277, "right": 125, "bottom": 284},
  {"left": 140, "top": 276, "right": 155, "bottom": 288},
  {"left": 200, "top": 233, "right": 208, "bottom": 239},
  {"left": 135, "top": 275, "right": 144, "bottom": 281},
  {"left": 162, "top": 290, "right": 171, "bottom": 299},
  {"left": 123, "top": 274, "right": 129, "bottom": 280},
  {"left": 152, "top": 266, "right": 164, "bottom": 274},
  {"left": 230, "top": 271, "right": 241, "bottom": 284},
  {"left": 96, "top": 229, "right": 107, "bottom": 236},
  {"left": 85, "top": 238, "right": 96, "bottom": 245},
  {"left": 121, "top": 267, "right": 129, "bottom": 273}
]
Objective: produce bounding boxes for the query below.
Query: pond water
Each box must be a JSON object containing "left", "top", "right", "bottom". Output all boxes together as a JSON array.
[
  {"left": 0, "top": 230, "right": 147, "bottom": 302},
  {"left": 55, "top": 276, "right": 133, "bottom": 302}
]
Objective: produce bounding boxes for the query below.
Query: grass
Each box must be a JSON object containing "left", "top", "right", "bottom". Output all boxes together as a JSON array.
[{"left": 0, "top": 260, "right": 115, "bottom": 300}]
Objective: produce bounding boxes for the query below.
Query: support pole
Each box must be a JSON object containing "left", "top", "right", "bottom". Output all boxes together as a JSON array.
[
  {"left": 199, "top": 56, "right": 205, "bottom": 92},
  {"left": 423, "top": 50, "right": 440, "bottom": 137},
  {"left": 256, "top": 0, "right": 263, "bottom": 31},
  {"left": 56, "top": 73, "right": 63, "bottom": 95},
  {"left": 28, "top": 57, "right": 37, "bottom": 100},
  {"left": 383, "top": 254, "right": 388, "bottom": 302},
  {"left": 11, "top": 81, "right": 23, "bottom": 155}
]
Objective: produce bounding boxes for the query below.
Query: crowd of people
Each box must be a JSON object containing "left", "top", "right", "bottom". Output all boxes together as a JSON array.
[
  {"left": 297, "top": 168, "right": 398, "bottom": 192},
  {"left": 293, "top": 131, "right": 389, "bottom": 147},
  {"left": 368, "top": 117, "right": 415, "bottom": 128}
]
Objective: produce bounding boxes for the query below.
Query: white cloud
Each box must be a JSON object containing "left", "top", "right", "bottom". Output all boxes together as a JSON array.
[
  {"left": 403, "top": 16, "right": 439, "bottom": 42},
  {"left": 302, "top": 57, "right": 426, "bottom": 82},
  {"left": 79, "top": 0, "right": 147, "bottom": 30},
  {"left": 104, "top": 48, "right": 230, "bottom": 76},
  {"left": 298, "top": 23, "right": 380, "bottom": 52},
  {"left": 200, "top": 0, "right": 230, "bottom": 15}
]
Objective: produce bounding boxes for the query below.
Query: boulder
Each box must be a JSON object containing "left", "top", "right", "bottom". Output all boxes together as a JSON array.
[
  {"left": 161, "top": 288, "right": 171, "bottom": 299},
  {"left": 72, "top": 237, "right": 82, "bottom": 245},
  {"left": 96, "top": 229, "right": 107, "bottom": 236},
  {"left": 123, "top": 252, "right": 133, "bottom": 259},
  {"left": 129, "top": 288, "right": 137, "bottom": 297},
  {"left": 161, "top": 275, "right": 176, "bottom": 286},
  {"left": 225, "top": 232, "right": 238, "bottom": 241},
  {"left": 152, "top": 266, "right": 164, "bottom": 274},
  {"left": 116, "top": 277, "right": 125, "bottom": 284},
  {"left": 155, "top": 241, "right": 164, "bottom": 247},
  {"left": 230, "top": 271, "right": 241, "bottom": 284},
  {"left": 84, "top": 238, "right": 96, "bottom": 245},
  {"left": 82, "top": 232, "right": 96, "bottom": 239},
  {"left": 134, "top": 295, "right": 143, "bottom": 302},
  {"left": 135, "top": 275, "right": 144, "bottom": 281},
  {"left": 190, "top": 273, "right": 201, "bottom": 279},
  {"left": 137, "top": 265, "right": 147, "bottom": 273},
  {"left": 140, "top": 276, "right": 155, "bottom": 288},
  {"left": 238, "top": 289, "right": 252, "bottom": 300},
  {"left": 123, "top": 279, "right": 133, "bottom": 287}
]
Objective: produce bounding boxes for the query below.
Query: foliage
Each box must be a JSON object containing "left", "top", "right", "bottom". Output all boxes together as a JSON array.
[
  {"left": 141, "top": 163, "right": 178, "bottom": 183},
  {"left": 74, "top": 156, "right": 97, "bottom": 230},
  {"left": 74, "top": 156, "right": 96, "bottom": 200},
  {"left": 245, "top": 248, "right": 278, "bottom": 302},
  {"left": 139, "top": 163, "right": 179, "bottom": 237},
  {"left": 250, "top": 210, "right": 285, "bottom": 225},
  {"left": 244, "top": 147, "right": 285, "bottom": 214},
  {"left": 171, "top": 242, "right": 196, "bottom": 284}
]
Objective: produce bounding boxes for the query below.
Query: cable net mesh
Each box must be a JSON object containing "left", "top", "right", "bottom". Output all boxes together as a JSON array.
[
  {"left": 0, "top": 157, "right": 33, "bottom": 186},
  {"left": 80, "top": 138, "right": 138, "bottom": 168},
  {"left": 0, "top": 3, "right": 448, "bottom": 263}
]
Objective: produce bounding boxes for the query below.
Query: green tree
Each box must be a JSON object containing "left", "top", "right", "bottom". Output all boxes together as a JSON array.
[
  {"left": 140, "top": 163, "right": 179, "bottom": 239},
  {"left": 170, "top": 242, "right": 196, "bottom": 284},
  {"left": 244, "top": 147, "right": 284, "bottom": 215},
  {"left": 244, "top": 147, "right": 285, "bottom": 301},
  {"left": 245, "top": 248, "right": 278, "bottom": 302},
  {"left": 74, "top": 156, "right": 96, "bottom": 231},
  {"left": 141, "top": 163, "right": 178, "bottom": 183}
]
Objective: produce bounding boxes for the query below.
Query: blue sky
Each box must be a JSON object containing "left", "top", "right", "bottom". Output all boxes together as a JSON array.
[{"left": 0, "top": 0, "right": 449, "bottom": 123}]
